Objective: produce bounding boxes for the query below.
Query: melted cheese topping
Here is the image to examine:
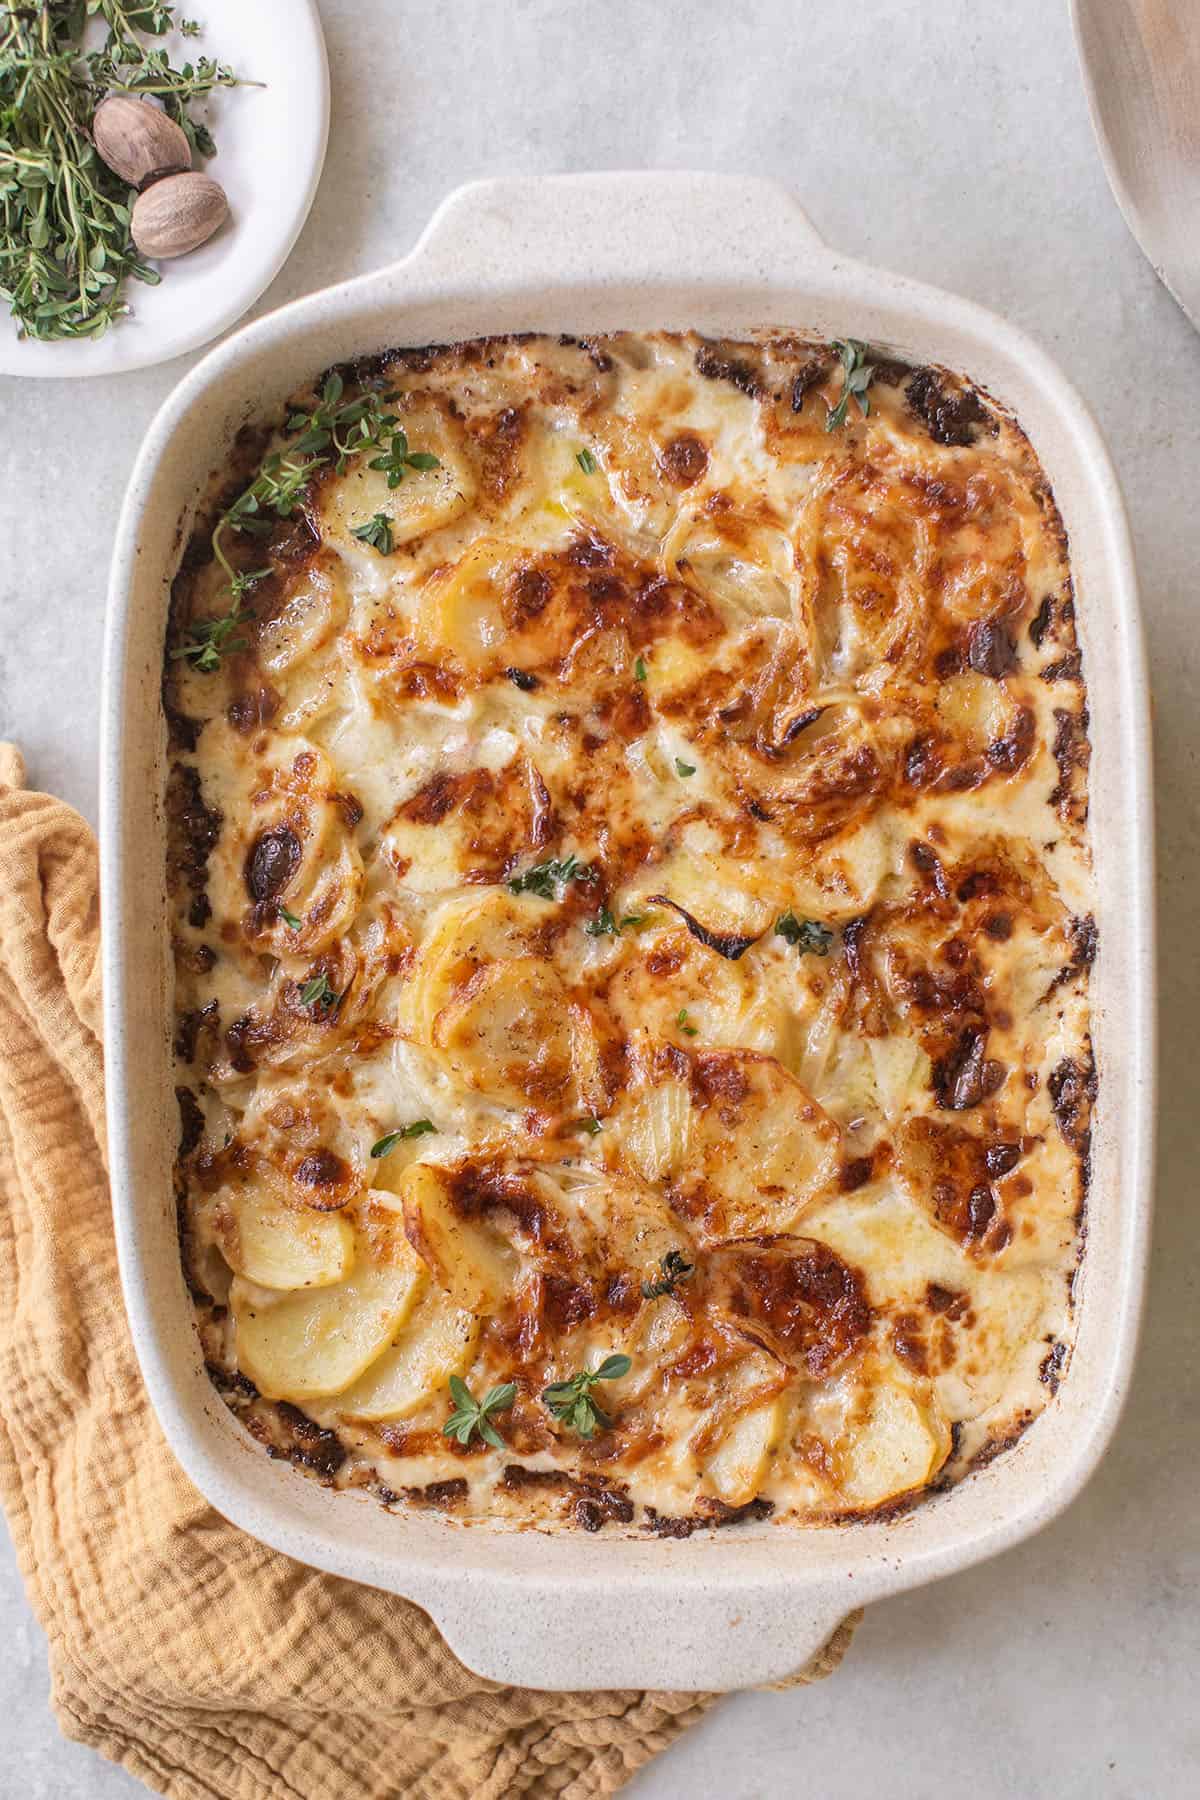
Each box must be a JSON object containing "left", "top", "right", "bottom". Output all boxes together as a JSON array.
[{"left": 166, "top": 332, "right": 1094, "bottom": 1533}]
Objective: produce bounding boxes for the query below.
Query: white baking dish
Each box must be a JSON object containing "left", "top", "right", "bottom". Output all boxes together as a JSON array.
[{"left": 100, "top": 173, "right": 1155, "bottom": 1693}]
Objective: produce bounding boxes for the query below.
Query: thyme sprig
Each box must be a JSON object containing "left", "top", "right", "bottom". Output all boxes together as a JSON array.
[
  {"left": 825, "top": 339, "right": 876, "bottom": 431},
  {"left": 541, "top": 1354, "right": 631, "bottom": 1439},
  {"left": 170, "top": 595, "right": 253, "bottom": 670},
  {"left": 212, "top": 373, "right": 398, "bottom": 576},
  {"left": 584, "top": 905, "right": 650, "bottom": 938},
  {"left": 298, "top": 971, "right": 339, "bottom": 1013},
  {"left": 443, "top": 1377, "right": 517, "bottom": 1449},
  {"left": 0, "top": 2, "right": 248, "bottom": 341},
  {"left": 351, "top": 512, "right": 394, "bottom": 554},
  {"left": 641, "top": 1249, "right": 695, "bottom": 1300},
  {"left": 508, "top": 852, "right": 598, "bottom": 900},
  {"left": 366, "top": 427, "right": 440, "bottom": 488},
  {"left": 775, "top": 913, "right": 835, "bottom": 956},
  {"left": 182, "top": 372, "right": 440, "bottom": 671},
  {"left": 370, "top": 1120, "right": 435, "bottom": 1158}
]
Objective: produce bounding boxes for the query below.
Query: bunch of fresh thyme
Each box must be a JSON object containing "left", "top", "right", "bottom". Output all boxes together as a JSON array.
[{"left": 0, "top": 1, "right": 241, "bottom": 341}]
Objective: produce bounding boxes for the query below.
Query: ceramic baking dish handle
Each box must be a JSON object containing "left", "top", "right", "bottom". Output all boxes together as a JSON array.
[
  {"left": 416, "top": 1571, "right": 860, "bottom": 1694},
  {"left": 405, "top": 171, "right": 829, "bottom": 292}
]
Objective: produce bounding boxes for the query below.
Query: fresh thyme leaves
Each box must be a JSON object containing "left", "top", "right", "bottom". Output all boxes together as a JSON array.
[
  {"left": 641, "top": 1249, "right": 695, "bottom": 1300},
  {"left": 298, "top": 972, "right": 338, "bottom": 1012},
  {"left": 633, "top": 655, "right": 648, "bottom": 681},
  {"left": 577, "top": 1116, "right": 603, "bottom": 1136},
  {"left": 584, "top": 906, "right": 649, "bottom": 938},
  {"left": 541, "top": 1354, "right": 631, "bottom": 1439},
  {"left": 370, "top": 1120, "right": 435, "bottom": 1157},
  {"left": 170, "top": 597, "right": 253, "bottom": 671},
  {"left": 674, "top": 758, "right": 696, "bottom": 778},
  {"left": 676, "top": 1007, "right": 698, "bottom": 1037},
  {"left": 277, "top": 905, "right": 302, "bottom": 930},
  {"left": 775, "top": 913, "right": 835, "bottom": 956},
  {"left": 576, "top": 447, "right": 598, "bottom": 474},
  {"left": 825, "top": 339, "right": 876, "bottom": 431},
  {"left": 351, "top": 512, "right": 394, "bottom": 554},
  {"left": 193, "top": 374, "right": 438, "bottom": 651},
  {"left": 0, "top": 2, "right": 248, "bottom": 342},
  {"left": 442, "top": 1377, "right": 518, "bottom": 1450},
  {"left": 366, "top": 426, "right": 441, "bottom": 488},
  {"left": 508, "top": 853, "right": 598, "bottom": 900},
  {"left": 281, "top": 371, "right": 400, "bottom": 472}
]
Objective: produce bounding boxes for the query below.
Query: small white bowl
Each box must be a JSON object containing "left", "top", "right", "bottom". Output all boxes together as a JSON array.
[{"left": 0, "top": 0, "right": 327, "bottom": 379}]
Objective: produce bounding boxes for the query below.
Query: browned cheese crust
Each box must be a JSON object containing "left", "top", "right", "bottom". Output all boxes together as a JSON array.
[{"left": 165, "top": 332, "right": 1094, "bottom": 1531}]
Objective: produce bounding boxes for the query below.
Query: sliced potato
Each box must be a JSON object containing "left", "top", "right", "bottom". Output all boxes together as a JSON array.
[
  {"left": 614, "top": 1043, "right": 839, "bottom": 1241},
  {"left": 706, "top": 1237, "right": 871, "bottom": 1376},
  {"left": 618, "top": 1061, "right": 694, "bottom": 1184},
  {"left": 593, "top": 1173, "right": 691, "bottom": 1288},
  {"left": 630, "top": 844, "right": 779, "bottom": 944},
  {"left": 409, "top": 891, "right": 541, "bottom": 1041},
  {"left": 804, "top": 1028, "right": 881, "bottom": 1128},
  {"left": 797, "top": 810, "right": 900, "bottom": 922},
  {"left": 867, "top": 1034, "right": 933, "bottom": 1124},
  {"left": 505, "top": 422, "right": 623, "bottom": 539},
  {"left": 381, "top": 756, "right": 550, "bottom": 894},
  {"left": 896, "top": 1115, "right": 1004, "bottom": 1248},
  {"left": 677, "top": 1051, "right": 841, "bottom": 1242},
  {"left": 255, "top": 551, "right": 350, "bottom": 678},
  {"left": 936, "top": 669, "right": 1016, "bottom": 750},
  {"left": 412, "top": 887, "right": 601, "bottom": 1112},
  {"left": 934, "top": 1267, "right": 1050, "bottom": 1422},
  {"left": 836, "top": 1375, "right": 951, "bottom": 1510},
  {"left": 431, "top": 955, "right": 578, "bottom": 1108},
  {"left": 231, "top": 1230, "right": 426, "bottom": 1400},
  {"left": 418, "top": 536, "right": 526, "bottom": 671},
  {"left": 337, "top": 1286, "right": 479, "bottom": 1421},
  {"left": 666, "top": 516, "right": 797, "bottom": 623},
  {"left": 608, "top": 923, "right": 787, "bottom": 1056},
  {"left": 231, "top": 740, "right": 365, "bottom": 955},
  {"left": 624, "top": 1287, "right": 693, "bottom": 1399},
  {"left": 319, "top": 397, "right": 475, "bottom": 551},
  {"left": 705, "top": 1388, "right": 786, "bottom": 1506},
  {"left": 400, "top": 1161, "right": 515, "bottom": 1312},
  {"left": 214, "top": 1188, "right": 354, "bottom": 1290}
]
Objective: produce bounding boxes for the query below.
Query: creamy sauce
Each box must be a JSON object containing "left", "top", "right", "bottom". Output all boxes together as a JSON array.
[{"left": 166, "top": 332, "right": 1094, "bottom": 1532}]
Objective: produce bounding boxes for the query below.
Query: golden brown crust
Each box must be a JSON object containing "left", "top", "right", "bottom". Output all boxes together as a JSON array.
[{"left": 165, "top": 330, "right": 1093, "bottom": 1531}]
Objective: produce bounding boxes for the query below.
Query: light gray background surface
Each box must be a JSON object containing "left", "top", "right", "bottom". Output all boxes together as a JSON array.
[{"left": 1, "top": 1, "right": 1196, "bottom": 1795}]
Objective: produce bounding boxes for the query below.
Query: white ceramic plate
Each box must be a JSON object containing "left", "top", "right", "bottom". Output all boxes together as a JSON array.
[{"left": 0, "top": 0, "right": 327, "bottom": 379}]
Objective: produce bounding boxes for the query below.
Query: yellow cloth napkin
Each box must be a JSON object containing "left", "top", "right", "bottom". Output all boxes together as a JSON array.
[{"left": 0, "top": 745, "right": 857, "bottom": 1799}]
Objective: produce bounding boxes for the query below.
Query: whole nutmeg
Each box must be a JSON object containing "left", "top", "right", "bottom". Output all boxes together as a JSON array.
[
  {"left": 93, "top": 94, "right": 192, "bottom": 190},
  {"left": 132, "top": 172, "right": 229, "bottom": 260}
]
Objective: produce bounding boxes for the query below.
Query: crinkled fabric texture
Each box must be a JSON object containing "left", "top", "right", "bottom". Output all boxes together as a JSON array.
[{"left": 0, "top": 745, "right": 859, "bottom": 1800}]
